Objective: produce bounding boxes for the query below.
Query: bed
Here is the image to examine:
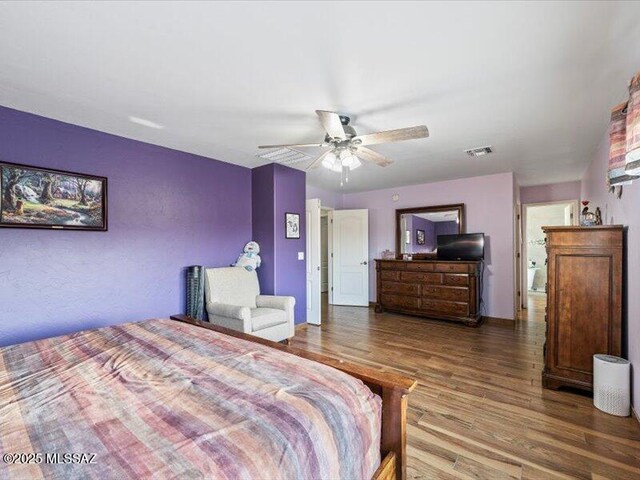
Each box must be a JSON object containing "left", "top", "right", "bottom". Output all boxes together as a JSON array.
[{"left": 0, "top": 316, "right": 415, "bottom": 480}]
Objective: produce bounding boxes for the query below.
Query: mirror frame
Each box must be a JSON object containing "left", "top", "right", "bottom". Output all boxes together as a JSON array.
[{"left": 395, "top": 203, "right": 466, "bottom": 259}]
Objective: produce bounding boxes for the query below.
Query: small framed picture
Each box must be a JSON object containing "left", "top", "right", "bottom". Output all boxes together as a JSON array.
[
  {"left": 416, "top": 229, "right": 425, "bottom": 245},
  {"left": 285, "top": 212, "right": 300, "bottom": 239}
]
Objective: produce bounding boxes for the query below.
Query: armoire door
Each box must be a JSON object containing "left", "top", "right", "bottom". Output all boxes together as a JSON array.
[{"left": 546, "top": 247, "right": 621, "bottom": 386}]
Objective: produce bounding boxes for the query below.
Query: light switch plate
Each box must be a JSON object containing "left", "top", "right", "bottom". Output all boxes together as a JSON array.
[{"left": 298, "top": 252, "right": 304, "bottom": 260}]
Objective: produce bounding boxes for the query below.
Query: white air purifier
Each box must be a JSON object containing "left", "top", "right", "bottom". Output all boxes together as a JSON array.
[{"left": 593, "top": 354, "right": 630, "bottom": 417}]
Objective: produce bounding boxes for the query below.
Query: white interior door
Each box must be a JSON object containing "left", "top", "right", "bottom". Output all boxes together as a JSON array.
[
  {"left": 331, "top": 209, "right": 369, "bottom": 306},
  {"left": 306, "top": 198, "right": 321, "bottom": 325},
  {"left": 321, "top": 216, "right": 329, "bottom": 292}
]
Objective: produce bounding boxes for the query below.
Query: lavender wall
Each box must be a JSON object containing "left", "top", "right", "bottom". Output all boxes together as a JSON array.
[
  {"left": 342, "top": 172, "right": 516, "bottom": 320},
  {"left": 306, "top": 184, "right": 343, "bottom": 209},
  {"left": 0, "top": 106, "right": 252, "bottom": 347},
  {"left": 581, "top": 133, "right": 639, "bottom": 413},
  {"left": 252, "top": 164, "right": 307, "bottom": 324},
  {"left": 520, "top": 181, "right": 581, "bottom": 204}
]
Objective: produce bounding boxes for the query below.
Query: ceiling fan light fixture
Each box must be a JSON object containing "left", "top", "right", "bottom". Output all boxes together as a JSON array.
[
  {"left": 322, "top": 151, "right": 342, "bottom": 172},
  {"left": 321, "top": 151, "right": 336, "bottom": 169},
  {"left": 344, "top": 154, "right": 361, "bottom": 170}
]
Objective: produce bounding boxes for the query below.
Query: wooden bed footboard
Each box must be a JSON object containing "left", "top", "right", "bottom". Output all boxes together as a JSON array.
[{"left": 170, "top": 315, "right": 416, "bottom": 480}]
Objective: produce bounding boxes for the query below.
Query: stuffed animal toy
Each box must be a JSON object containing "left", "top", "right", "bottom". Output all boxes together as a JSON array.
[{"left": 233, "top": 241, "right": 262, "bottom": 272}]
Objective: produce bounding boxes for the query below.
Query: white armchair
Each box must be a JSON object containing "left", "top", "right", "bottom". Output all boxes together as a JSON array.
[{"left": 204, "top": 267, "right": 295, "bottom": 342}]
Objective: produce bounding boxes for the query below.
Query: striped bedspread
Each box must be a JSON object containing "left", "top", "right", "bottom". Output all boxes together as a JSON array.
[{"left": 0, "top": 319, "right": 381, "bottom": 480}]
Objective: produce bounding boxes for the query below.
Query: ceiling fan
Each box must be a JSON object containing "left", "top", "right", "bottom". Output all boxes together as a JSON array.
[{"left": 258, "top": 110, "right": 429, "bottom": 184}]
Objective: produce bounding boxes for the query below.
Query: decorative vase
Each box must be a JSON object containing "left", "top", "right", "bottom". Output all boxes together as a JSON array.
[{"left": 580, "top": 200, "right": 596, "bottom": 226}]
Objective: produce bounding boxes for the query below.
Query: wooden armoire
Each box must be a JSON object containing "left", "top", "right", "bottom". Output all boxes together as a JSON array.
[{"left": 542, "top": 225, "right": 623, "bottom": 392}]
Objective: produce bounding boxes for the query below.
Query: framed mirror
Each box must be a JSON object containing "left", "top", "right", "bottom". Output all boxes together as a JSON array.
[{"left": 395, "top": 203, "right": 465, "bottom": 259}]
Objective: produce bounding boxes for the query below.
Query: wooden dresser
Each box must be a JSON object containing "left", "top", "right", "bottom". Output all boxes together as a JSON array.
[
  {"left": 542, "top": 226, "right": 623, "bottom": 392},
  {"left": 375, "top": 259, "right": 482, "bottom": 326}
]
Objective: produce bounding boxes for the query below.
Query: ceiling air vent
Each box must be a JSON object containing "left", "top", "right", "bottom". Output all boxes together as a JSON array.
[
  {"left": 255, "top": 147, "right": 313, "bottom": 166},
  {"left": 464, "top": 145, "right": 493, "bottom": 157}
]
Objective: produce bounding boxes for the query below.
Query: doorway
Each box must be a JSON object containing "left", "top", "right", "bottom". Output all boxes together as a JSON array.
[
  {"left": 306, "top": 199, "right": 370, "bottom": 325},
  {"left": 521, "top": 200, "right": 578, "bottom": 310}
]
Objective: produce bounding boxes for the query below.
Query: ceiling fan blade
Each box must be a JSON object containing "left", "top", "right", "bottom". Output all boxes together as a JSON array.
[
  {"left": 315, "top": 110, "right": 346, "bottom": 140},
  {"left": 356, "top": 147, "right": 393, "bottom": 167},
  {"left": 258, "top": 143, "right": 326, "bottom": 149},
  {"left": 354, "top": 125, "right": 429, "bottom": 146},
  {"left": 306, "top": 150, "right": 333, "bottom": 170}
]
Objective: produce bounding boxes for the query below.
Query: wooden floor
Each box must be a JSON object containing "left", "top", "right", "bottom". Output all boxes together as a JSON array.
[{"left": 292, "top": 294, "right": 640, "bottom": 480}]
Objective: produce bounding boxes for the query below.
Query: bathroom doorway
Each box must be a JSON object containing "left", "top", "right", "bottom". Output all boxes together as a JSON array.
[{"left": 521, "top": 200, "right": 578, "bottom": 310}]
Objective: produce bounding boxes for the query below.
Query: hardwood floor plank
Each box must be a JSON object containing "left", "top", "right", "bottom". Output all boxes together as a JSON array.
[{"left": 292, "top": 294, "right": 640, "bottom": 479}]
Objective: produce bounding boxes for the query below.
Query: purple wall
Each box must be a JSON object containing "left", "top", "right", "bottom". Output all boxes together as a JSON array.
[
  {"left": 252, "top": 165, "right": 275, "bottom": 295},
  {"left": 435, "top": 221, "right": 459, "bottom": 236},
  {"left": 274, "top": 164, "right": 306, "bottom": 324},
  {"left": 0, "top": 106, "right": 252, "bottom": 347},
  {"left": 411, "top": 216, "right": 435, "bottom": 253},
  {"left": 581, "top": 133, "right": 639, "bottom": 413},
  {"left": 520, "top": 181, "right": 581, "bottom": 204},
  {"left": 342, "top": 172, "right": 516, "bottom": 320},
  {"left": 252, "top": 164, "right": 307, "bottom": 324}
]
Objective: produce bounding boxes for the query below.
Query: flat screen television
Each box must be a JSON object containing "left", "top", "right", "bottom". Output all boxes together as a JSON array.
[{"left": 437, "top": 233, "right": 485, "bottom": 261}]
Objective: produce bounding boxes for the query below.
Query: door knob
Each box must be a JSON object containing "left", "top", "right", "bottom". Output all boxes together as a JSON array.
[{"left": 361, "top": 261, "right": 368, "bottom": 265}]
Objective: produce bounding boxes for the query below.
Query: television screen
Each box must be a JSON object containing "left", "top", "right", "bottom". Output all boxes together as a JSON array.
[{"left": 437, "top": 233, "right": 485, "bottom": 261}]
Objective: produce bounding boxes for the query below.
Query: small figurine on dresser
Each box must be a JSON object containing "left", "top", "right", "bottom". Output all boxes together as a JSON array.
[{"left": 595, "top": 207, "right": 603, "bottom": 225}]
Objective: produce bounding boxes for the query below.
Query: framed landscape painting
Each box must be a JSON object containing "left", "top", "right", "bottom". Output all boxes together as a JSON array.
[{"left": 0, "top": 161, "right": 107, "bottom": 231}]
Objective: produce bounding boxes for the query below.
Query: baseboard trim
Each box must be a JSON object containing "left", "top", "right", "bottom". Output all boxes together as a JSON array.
[
  {"left": 633, "top": 406, "right": 640, "bottom": 425},
  {"left": 482, "top": 316, "right": 515, "bottom": 326}
]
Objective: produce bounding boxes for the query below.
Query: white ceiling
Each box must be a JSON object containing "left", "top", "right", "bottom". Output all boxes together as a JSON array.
[
  {"left": 1, "top": 2, "right": 639, "bottom": 192},
  {"left": 407, "top": 211, "right": 459, "bottom": 223}
]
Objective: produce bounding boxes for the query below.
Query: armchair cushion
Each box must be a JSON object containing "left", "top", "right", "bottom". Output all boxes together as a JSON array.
[{"left": 250, "top": 308, "right": 288, "bottom": 332}]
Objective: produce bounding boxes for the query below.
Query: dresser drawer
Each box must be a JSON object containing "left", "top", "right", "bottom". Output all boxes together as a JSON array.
[
  {"left": 380, "top": 270, "right": 400, "bottom": 281},
  {"left": 443, "top": 274, "right": 469, "bottom": 286},
  {"left": 380, "top": 262, "right": 404, "bottom": 270},
  {"left": 381, "top": 294, "right": 421, "bottom": 310},
  {"left": 381, "top": 282, "right": 420, "bottom": 296},
  {"left": 434, "top": 263, "right": 469, "bottom": 273},
  {"left": 421, "top": 299, "right": 469, "bottom": 316},
  {"left": 406, "top": 262, "right": 435, "bottom": 272},
  {"left": 422, "top": 285, "right": 469, "bottom": 302},
  {"left": 401, "top": 271, "right": 443, "bottom": 284}
]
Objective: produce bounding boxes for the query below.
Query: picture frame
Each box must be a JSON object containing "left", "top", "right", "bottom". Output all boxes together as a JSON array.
[
  {"left": 0, "top": 161, "right": 108, "bottom": 231},
  {"left": 416, "top": 229, "right": 425, "bottom": 245},
  {"left": 285, "top": 212, "right": 300, "bottom": 239}
]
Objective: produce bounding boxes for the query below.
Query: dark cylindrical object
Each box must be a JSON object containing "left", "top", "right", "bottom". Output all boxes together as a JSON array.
[{"left": 186, "top": 266, "right": 205, "bottom": 320}]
